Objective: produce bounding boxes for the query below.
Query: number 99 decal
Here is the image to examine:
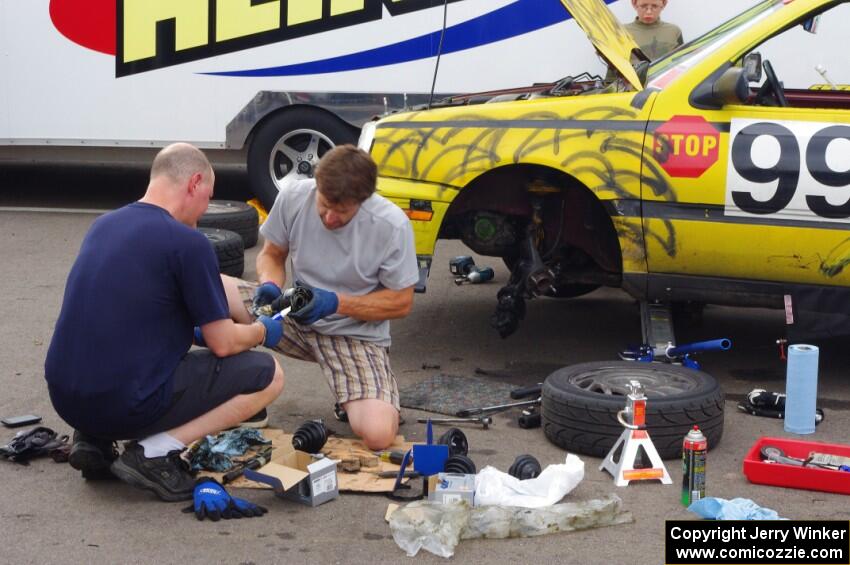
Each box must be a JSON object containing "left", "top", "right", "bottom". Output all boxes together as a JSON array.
[{"left": 725, "top": 119, "right": 850, "bottom": 223}]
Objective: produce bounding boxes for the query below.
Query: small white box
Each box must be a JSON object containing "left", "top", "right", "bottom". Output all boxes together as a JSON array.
[
  {"left": 428, "top": 473, "right": 475, "bottom": 505},
  {"left": 244, "top": 450, "right": 339, "bottom": 507}
]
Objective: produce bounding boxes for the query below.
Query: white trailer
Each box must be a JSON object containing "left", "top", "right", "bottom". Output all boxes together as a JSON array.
[{"left": 1, "top": 0, "right": 761, "bottom": 207}]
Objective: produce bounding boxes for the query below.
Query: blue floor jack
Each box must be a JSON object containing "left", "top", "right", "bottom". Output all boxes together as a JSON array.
[{"left": 619, "top": 301, "right": 732, "bottom": 369}]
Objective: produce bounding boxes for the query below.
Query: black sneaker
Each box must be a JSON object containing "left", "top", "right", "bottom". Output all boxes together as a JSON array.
[
  {"left": 110, "top": 442, "right": 196, "bottom": 502},
  {"left": 69, "top": 431, "right": 118, "bottom": 481},
  {"left": 333, "top": 403, "right": 349, "bottom": 423},
  {"left": 239, "top": 408, "right": 268, "bottom": 429}
]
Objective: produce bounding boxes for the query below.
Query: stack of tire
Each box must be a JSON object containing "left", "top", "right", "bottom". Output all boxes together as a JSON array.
[{"left": 198, "top": 201, "right": 260, "bottom": 278}]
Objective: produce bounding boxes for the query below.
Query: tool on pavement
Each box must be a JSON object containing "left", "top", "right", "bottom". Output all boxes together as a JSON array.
[
  {"left": 681, "top": 426, "right": 707, "bottom": 507},
  {"left": 221, "top": 445, "right": 273, "bottom": 485},
  {"left": 376, "top": 450, "right": 407, "bottom": 465},
  {"left": 518, "top": 407, "right": 542, "bottom": 429},
  {"left": 454, "top": 266, "right": 494, "bottom": 285},
  {"left": 416, "top": 416, "right": 492, "bottom": 429},
  {"left": 600, "top": 380, "right": 672, "bottom": 487},
  {"left": 378, "top": 470, "right": 420, "bottom": 479},
  {"left": 737, "top": 389, "right": 825, "bottom": 425},
  {"left": 449, "top": 255, "right": 494, "bottom": 285},
  {"left": 449, "top": 255, "right": 476, "bottom": 277},
  {"left": 456, "top": 398, "right": 539, "bottom": 418},
  {"left": 510, "top": 384, "right": 542, "bottom": 399}
]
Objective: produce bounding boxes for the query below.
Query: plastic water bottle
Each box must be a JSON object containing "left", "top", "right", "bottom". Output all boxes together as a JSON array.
[{"left": 784, "top": 344, "right": 819, "bottom": 434}]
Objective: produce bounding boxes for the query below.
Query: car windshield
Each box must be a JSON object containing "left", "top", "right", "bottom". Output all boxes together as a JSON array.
[{"left": 646, "top": 0, "right": 785, "bottom": 87}]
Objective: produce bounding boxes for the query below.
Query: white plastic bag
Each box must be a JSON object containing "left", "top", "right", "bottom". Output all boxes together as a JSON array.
[{"left": 474, "top": 454, "right": 585, "bottom": 508}]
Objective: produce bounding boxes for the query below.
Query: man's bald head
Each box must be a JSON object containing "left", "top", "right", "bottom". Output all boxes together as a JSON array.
[{"left": 150, "top": 143, "right": 212, "bottom": 184}]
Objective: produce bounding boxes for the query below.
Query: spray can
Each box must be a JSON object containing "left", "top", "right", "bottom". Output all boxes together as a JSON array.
[{"left": 681, "top": 425, "right": 707, "bottom": 507}]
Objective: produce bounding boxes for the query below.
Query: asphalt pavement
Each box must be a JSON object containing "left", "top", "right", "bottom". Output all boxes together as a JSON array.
[{"left": 1, "top": 166, "right": 849, "bottom": 564}]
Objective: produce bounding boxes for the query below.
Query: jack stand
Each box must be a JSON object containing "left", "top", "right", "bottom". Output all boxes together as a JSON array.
[{"left": 600, "top": 380, "right": 672, "bottom": 486}]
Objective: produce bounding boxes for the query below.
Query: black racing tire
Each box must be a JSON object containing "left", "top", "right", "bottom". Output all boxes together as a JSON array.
[
  {"left": 198, "top": 200, "right": 259, "bottom": 249},
  {"left": 247, "top": 108, "right": 359, "bottom": 210},
  {"left": 199, "top": 227, "right": 244, "bottom": 278},
  {"left": 541, "top": 361, "right": 724, "bottom": 460}
]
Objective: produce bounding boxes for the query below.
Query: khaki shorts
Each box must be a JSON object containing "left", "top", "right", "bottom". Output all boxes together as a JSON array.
[{"left": 238, "top": 281, "right": 400, "bottom": 410}]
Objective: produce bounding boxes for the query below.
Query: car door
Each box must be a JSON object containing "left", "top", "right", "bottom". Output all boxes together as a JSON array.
[{"left": 642, "top": 1, "right": 850, "bottom": 293}]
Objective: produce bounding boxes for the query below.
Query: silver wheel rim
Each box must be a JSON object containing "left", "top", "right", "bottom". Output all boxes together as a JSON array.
[
  {"left": 567, "top": 366, "right": 697, "bottom": 397},
  {"left": 268, "top": 128, "right": 335, "bottom": 191}
]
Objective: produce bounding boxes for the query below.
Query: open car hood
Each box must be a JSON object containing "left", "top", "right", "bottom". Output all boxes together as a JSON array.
[{"left": 559, "top": 0, "right": 646, "bottom": 90}]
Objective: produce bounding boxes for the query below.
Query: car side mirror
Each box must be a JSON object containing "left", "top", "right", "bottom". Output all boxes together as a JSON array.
[
  {"left": 743, "top": 52, "right": 763, "bottom": 83},
  {"left": 691, "top": 64, "right": 753, "bottom": 109},
  {"left": 711, "top": 67, "right": 750, "bottom": 106}
]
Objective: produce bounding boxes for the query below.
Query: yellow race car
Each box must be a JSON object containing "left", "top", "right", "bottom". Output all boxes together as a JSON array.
[{"left": 362, "top": 0, "right": 850, "bottom": 338}]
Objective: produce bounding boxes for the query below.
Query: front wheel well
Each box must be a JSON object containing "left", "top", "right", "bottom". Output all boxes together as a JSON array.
[{"left": 440, "top": 164, "right": 622, "bottom": 275}]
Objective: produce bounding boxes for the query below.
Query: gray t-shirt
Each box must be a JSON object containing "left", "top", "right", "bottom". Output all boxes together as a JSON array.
[{"left": 260, "top": 179, "right": 419, "bottom": 346}]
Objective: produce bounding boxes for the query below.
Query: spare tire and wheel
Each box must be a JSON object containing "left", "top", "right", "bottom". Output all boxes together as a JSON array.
[
  {"left": 541, "top": 361, "right": 724, "bottom": 460},
  {"left": 247, "top": 109, "right": 358, "bottom": 210},
  {"left": 199, "top": 227, "right": 244, "bottom": 278},
  {"left": 199, "top": 200, "right": 259, "bottom": 248}
]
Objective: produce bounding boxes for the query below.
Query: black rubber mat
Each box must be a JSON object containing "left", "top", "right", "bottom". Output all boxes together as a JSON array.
[{"left": 399, "top": 373, "right": 517, "bottom": 416}]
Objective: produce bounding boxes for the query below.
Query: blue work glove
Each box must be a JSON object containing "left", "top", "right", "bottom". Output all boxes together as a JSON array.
[
  {"left": 257, "top": 315, "right": 283, "bottom": 347},
  {"left": 182, "top": 479, "right": 268, "bottom": 521},
  {"left": 193, "top": 327, "right": 206, "bottom": 347},
  {"left": 252, "top": 281, "right": 282, "bottom": 309},
  {"left": 288, "top": 281, "right": 339, "bottom": 325},
  {"left": 229, "top": 497, "right": 268, "bottom": 518},
  {"left": 187, "top": 479, "right": 232, "bottom": 521}
]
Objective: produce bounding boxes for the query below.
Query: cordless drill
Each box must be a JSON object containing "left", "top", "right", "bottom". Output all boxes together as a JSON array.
[{"left": 449, "top": 255, "right": 494, "bottom": 285}]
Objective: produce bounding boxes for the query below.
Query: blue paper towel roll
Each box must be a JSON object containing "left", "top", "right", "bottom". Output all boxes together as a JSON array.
[{"left": 784, "top": 344, "right": 819, "bottom": 434}]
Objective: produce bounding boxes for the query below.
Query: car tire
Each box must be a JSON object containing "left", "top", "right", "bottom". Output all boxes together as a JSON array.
[
  {"left": 541, "top": 361, "right": 724, "bottom": 460},
  {"left": 198, "top": 200, "right": 259, "bottom": 249},
  {"left": 199, "top": 227, "right": 244, "bottom": 278},
  {"left": 247, "top": 109, "right": 358, "bottom": 210}
]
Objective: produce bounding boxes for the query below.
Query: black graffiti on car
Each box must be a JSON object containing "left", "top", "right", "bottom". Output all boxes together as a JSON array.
[{"left": 374, "top": 108, "right": 681, "bottom": 260}]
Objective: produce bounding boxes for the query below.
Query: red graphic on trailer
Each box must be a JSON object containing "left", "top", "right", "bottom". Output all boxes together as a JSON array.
[
  {"left": 653, "top": 115, "right": 720, "bottom": 178},
  {"left": 49, "top": 0, "right": 116, "bottom": 55}
]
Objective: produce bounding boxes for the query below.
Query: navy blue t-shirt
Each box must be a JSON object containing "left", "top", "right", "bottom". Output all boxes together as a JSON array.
[{"left": 45, "top": 202, "right": 229, "bottom": 436}]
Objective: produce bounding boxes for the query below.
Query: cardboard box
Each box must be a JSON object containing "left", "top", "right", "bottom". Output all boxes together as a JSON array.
[
  {"left": 428, "top": 473, "right": 475, "bottom": 505},
  {"left": 244, "top": 449, "right": 339, "bottom": 507}
]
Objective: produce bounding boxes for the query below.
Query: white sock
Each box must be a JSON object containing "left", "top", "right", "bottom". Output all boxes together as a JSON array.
[{"left": 138, "top": 433, "right": 186, "bottom": 458}]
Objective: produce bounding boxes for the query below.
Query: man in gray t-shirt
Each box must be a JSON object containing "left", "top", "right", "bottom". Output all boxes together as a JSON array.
[{"left": 223, "top": 145, "right": 418, "bottom": 450}]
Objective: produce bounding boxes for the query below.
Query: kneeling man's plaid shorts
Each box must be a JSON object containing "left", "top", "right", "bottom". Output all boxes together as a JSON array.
[{"left": 238, "top": 281, "right": 400, "bottom": 410}]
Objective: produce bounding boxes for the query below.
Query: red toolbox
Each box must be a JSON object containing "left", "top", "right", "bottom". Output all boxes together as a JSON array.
[{"left": 743, "top": 436, "right": 850, "bottom": 495}]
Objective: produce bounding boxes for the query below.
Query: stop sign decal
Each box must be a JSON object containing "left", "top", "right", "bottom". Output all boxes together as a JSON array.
[{"left": 653, "top": 116, "right": 720, "bottom": 178}]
